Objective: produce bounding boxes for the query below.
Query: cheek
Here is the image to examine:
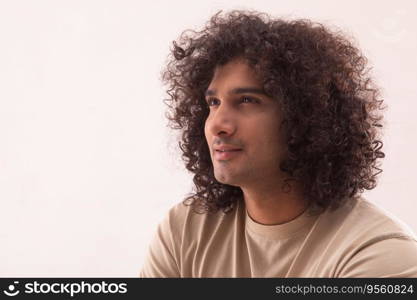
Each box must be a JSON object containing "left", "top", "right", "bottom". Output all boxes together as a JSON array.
[
  {"left": 250, "top": 120, "right": 283, "bottom": 154},
  {"left": 204, "top": 118, "right": 213, "bottom": 153},
  {"left": 204, "top": 119, "right": 210, "bottom": 140}
]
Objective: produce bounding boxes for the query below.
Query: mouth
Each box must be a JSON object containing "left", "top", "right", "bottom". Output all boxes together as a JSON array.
[{"left": 214, "top": 149, "right": 242, "bottom": 160}]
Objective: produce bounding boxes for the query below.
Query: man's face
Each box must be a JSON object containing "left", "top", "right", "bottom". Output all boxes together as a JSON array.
[{"left": 204, "top": 58, "right": 287, "bottom": 188}]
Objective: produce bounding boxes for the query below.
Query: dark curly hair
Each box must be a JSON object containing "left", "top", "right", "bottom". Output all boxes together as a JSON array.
[{"left": 162, "top": 10, "right": 385, "bottom": 214}]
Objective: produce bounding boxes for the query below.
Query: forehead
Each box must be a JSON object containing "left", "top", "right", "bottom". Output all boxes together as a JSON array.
[{"left": 208, "top": 59, "right": 262, "bottom": 88}]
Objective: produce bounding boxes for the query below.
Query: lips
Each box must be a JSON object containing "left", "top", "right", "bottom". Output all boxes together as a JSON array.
[
  {"left": 213, "top": 147, "right": 242, "bottom": 160},
  {"left": 213, "top": 145, "right": 242, "bottom": 152}
]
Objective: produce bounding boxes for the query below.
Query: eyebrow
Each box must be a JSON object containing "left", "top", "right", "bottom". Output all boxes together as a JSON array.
[{"left": 205, "top": 87, "right": 267, "bottom": 97}]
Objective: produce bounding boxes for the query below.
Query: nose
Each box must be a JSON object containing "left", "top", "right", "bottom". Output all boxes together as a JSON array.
[{"left": 205, "top": 102, "right": 237, "bottom": 137}]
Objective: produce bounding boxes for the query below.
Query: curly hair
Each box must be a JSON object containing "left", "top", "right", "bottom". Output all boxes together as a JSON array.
[{"left": 162, "top": 10, "right": 385, "bottom": 214}]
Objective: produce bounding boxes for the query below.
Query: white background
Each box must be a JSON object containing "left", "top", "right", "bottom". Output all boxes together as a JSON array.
[{"left": 0, "top": 0, "right": 416, "bottom": 276}]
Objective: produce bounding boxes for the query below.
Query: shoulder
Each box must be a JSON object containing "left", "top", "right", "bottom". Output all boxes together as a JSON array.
[
  {"left": 319, "top": 197, "right": 417, "bottom": 277},
  {"left": 164, "top": 200, "right": 238, "bottom": 238},
  {"left": 338, "top": 236, "right": 417, "bottom": 277},
  {"left": 319, "top": 196, "right": 417, "bottom": 242},
  {"left": 140, "top": 201, "right": 226, "bottom": 278}
]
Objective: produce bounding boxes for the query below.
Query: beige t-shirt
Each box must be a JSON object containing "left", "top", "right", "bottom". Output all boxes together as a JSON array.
[{"left": 139, "top": 197, "right": 417, "bottom": 277}]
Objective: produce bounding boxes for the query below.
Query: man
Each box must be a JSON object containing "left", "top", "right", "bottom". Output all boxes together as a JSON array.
[{"left": 140, "top": 10, "right": 417, "bottom": 277}]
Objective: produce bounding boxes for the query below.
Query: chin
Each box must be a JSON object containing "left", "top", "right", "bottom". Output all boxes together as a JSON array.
[{"left": 214, "top": 172, "right": 240, "bottom": 187}]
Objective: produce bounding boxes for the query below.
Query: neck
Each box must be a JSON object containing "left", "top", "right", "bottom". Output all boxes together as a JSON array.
[{"left": 242, "top": 179, "right": 308, "bottom": 225}]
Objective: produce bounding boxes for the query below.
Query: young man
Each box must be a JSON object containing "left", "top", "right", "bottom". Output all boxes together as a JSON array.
[{"left": 140, "top": 10, "right": 417, "bottom": 277}]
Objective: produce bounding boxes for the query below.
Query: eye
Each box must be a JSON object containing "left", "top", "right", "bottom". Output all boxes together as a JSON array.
[
  {"left": 206, "top": 98, "right": 220, "bottom": 107},
  {"left": 240, "top": 96, "right": 259, "bottom": 104}
]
